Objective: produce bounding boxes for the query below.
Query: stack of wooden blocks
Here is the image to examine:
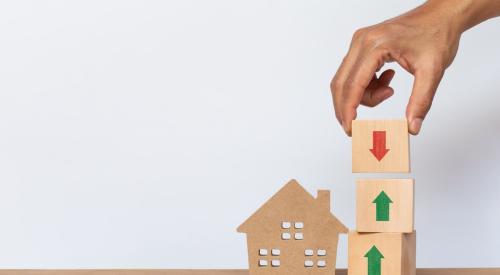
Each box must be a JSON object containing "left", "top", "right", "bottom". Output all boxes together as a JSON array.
[{"left": 349, "top": 120, "right": 416, "bottom": 275}]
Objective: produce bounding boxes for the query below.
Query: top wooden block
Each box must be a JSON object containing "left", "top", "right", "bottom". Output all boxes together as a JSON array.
[{"left": 352, "top": 120, "right": 410, "bottom": 173}]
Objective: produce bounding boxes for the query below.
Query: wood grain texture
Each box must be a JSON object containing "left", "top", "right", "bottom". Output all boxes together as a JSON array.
[
  {"left": 237, "top": 180, "right": 347, "bottom": 275},
  {"left": 352, "top": 120, "right": 410, "bottom": 173},
  {"left": 356, "top": 179, "right": 414, "bottom": 233},
  {"left": 348, "top": 231, "right": 416, "bottom": 275},
  {"left": 0, "top": 269, "right": 498, "bottom": 275}
]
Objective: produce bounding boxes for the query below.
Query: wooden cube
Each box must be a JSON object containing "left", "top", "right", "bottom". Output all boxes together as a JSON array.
[
  {"left": 348, "top": 231, "right": 416, "bottom": 275},
  {"left": 356, "top": 179, "right": 414, "bottom": 233},
  {"left": 352, "top": 120, "right": 410, "bottom": 173}
]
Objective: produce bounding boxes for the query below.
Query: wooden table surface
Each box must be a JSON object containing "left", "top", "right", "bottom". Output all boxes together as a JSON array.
[{"left": 0, "top": 269, "right": 498, "bottom": 275}]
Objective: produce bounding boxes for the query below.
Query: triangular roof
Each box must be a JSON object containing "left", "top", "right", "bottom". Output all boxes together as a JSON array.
[{"left": 237, "top": 179, "right": 348, "bottom": 234}]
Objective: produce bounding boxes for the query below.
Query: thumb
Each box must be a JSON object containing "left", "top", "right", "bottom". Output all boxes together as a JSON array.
[{"left": 406, "top": 68, "right": 444, "bottom": 135}]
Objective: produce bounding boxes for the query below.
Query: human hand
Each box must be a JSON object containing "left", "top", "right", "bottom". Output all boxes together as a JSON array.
[{"left": 330, "top": 0, "right": 469, "bottom": 135}]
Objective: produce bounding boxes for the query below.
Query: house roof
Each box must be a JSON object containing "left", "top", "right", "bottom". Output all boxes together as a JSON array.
[{"left": 237, "top": 179, "right": 348, "bottom": 234}]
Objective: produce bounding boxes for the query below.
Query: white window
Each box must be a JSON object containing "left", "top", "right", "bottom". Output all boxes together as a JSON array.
[
  {"left": 317, "top": 249, "right": 327, "bottom": 256},
  {"left": 281, "top": 232, "right": 291, "bottom": 240},
  {"left": 304, "top": 260, "right": 314, "bottom": 267},
  {"left": 317, "top": 260, "right": 326, "bottom": 267},
  {"left": 294, "top": 232, "right": 303, "bottom": 240},
  {"left": 258, "top": 248, "right": 280, "bottom": 268},
  {"left": 304, "top": 249, "right": 314, "bottom": 256},
  {"left": 294, "top": 222, "right": 304, "bottom": 229},
  {"left": 281, "top": 222, "right": 291, "bottom": 229}
]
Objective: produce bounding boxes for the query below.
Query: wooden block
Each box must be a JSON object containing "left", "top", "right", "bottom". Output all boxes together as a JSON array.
[
  {"left": 348, "top": 231, "right": 416, "bottom": 275},
  {"left": 356, "top": 179, "right": 414, "bottom": 233},
  {"left": 352, "top": 120, "right": 410, "bottom": 173}
]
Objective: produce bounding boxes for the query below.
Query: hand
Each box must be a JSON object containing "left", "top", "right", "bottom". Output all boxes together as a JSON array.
[{"left": 331, "top": 0, "right": 479, "bottom": 135}]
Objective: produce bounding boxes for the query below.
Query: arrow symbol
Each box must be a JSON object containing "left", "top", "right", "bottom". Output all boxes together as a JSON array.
[
  {"left": 365, "top": 245, "right": 384, "bottom": 275},
  {"left": 373, "top": 191, "right": 393, "bottom": 221},
  {"left": 370, "top": 131, "right": 390, "bottom": 161}
]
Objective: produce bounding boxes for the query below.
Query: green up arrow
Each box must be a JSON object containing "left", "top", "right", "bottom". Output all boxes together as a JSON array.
[
  {"left": 365, "top": 245, "right": 384, "bottom": 275},
  {"left": 373, "top": 191, "right": 393, "bottom": 221}
]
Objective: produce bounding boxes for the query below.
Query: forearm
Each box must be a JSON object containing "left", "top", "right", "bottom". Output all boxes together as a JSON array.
[{"left": 426, "top": 0, "right": 500, "bottom": 33}]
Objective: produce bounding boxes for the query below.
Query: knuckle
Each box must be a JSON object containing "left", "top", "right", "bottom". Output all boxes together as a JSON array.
[
  {"left": 330, "top": 79, "right": 342, "bottom": 94},
  {"left": 432, "top": 61, "right": 446, "bottom": 75},
  {"left": 362, "top": 30, "right": 383, "bottom": 47},
  {"left": 352, "top": 28, "right": 367, "bottom": 41},
  {"left": 358, "top": 26, "right": 393, "bottom": 50},
  {"left": 420, "top": 55, "right": 446, "bottom": 74},
  {"left": 427, "top": 62, "right": 443, "bottom": 74}
]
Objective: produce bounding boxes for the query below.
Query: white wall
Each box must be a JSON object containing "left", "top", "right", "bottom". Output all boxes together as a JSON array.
[{"left": 0, "top": 0, "right": 499, "bottom": 269}]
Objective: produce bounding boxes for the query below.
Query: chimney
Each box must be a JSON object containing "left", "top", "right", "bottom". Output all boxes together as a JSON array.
[{"left": 317, "top": 190, "right": 330, "bottom": 211}]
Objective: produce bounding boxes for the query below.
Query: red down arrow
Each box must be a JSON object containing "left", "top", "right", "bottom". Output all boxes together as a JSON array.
[{"left": 370, "top": 131, "right": 390, "bottom": 161}]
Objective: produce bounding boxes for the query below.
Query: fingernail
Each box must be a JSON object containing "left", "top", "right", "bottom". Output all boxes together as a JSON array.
[
  {"left": 342, "top": 120, "right": 349, "bottom": 134},
  {"left": 410, "top": 118, "right": 423, "bottom": 135}
]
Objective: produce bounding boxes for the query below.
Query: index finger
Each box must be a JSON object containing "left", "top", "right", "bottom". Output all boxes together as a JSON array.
[
  {"left": 341, "top": 50, "right": 387, "bottom": 135},
  {"left": 331, "top": 35, "right": 364, "bottom": 125}
]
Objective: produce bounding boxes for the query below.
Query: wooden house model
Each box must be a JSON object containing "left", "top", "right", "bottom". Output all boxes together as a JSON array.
[{"left": 237, "top": 179, "right": 348, "bottom": 275}]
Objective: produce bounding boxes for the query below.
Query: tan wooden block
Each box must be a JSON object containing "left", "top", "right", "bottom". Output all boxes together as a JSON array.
[
  {"left": 352, "top": 120, "right": 410, "bottom": 173},
  {"left": 348, "top": 231, "right": 416, "bottom": 275},
  {"left": 356, "top": 179, "right": 414, "bottom": 233}
]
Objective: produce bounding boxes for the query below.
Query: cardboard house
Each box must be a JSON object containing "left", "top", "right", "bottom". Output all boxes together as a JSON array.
[{"left": 237, "top": 179, "right": 348, "bottom": 275}]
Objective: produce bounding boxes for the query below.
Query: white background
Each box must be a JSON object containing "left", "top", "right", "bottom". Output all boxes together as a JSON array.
[{"left": 0, "top": 0, "right": 499, "bottom": 269}]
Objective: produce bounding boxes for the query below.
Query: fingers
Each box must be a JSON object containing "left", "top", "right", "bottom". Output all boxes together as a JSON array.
[
  {"left": 331, "top": 32, "right": 364, "bottom": 125},
  {"left": 406, "top": 67, "right": 444, "bottom": 135},
  {"left": 360, "top": 69, "right": 395, "bottom": 107},
  {"left": 340, "top": 50, "right": 387, "bottom": 135},
  {"left": 331, "top": 55, "right": 357, "bottom": 125},
  {"left": 378, "top": 69, "right": 395, "bottom": 86}
]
